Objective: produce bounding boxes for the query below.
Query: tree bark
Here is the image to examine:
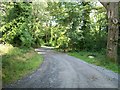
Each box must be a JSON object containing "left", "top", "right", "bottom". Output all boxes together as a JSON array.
[{"left": 100, "top": 2, "right": 119, "bottom": 62}]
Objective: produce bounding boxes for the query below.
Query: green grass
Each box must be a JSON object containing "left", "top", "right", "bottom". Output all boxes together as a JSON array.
[
  {"left": 1, "top": 44, "right": 43, "bottom": 84},
  {"left": 68, "top": 51, "right": 120, "bottom": 74}
]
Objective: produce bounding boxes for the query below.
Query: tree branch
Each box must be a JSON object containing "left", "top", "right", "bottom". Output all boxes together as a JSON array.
[{"left": 99, "top": 0, "right": 109, "bottom": 10}]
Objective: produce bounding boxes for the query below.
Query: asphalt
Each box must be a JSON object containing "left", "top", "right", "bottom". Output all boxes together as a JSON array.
[{"left": 4, "top": 47, "right": 119, "bottom": 88}]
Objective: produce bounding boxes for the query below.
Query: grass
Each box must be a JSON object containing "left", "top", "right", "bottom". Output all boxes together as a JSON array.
[
  {"left": 68, "top": 51, "right": 120, "bottom": 74},
  {"left": 0, "top": 44, "right": 43, "bottom": 84}
]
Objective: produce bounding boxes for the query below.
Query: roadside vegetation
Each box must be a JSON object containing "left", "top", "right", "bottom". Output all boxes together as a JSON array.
[
  {"left": 0, "top": 1, "right": 119, "bottom": 85},
  {"left": 69, "top": 51, "right": 120, "bottom": 74},
  {"left": 0, "top": 44, "right": 43, "bottom": 84}
]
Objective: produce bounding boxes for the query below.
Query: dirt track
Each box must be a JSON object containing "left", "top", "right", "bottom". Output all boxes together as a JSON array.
[{"left": 4, "top": 47, "right": 119, "bottom": 88}]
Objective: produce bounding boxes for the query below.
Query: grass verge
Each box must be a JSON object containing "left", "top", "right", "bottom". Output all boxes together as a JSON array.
[
  {"left": 0, "top": 44, "right": 43, "bottom": 84},
  {"left": 68, "top": 51, "right": 120, "bottom": 74}
]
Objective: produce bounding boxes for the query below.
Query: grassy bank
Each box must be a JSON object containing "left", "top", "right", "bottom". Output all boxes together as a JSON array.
[
  {"left": 0, "top": 44, "right": 43, "bottom": 84},
  {"left": 69, "top": 51, "right": 119, "bottom": 74}
]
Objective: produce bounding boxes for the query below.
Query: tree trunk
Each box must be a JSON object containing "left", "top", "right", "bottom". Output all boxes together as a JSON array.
[{"left": 100, "top": 2, "right": 119, "bottom": 62}]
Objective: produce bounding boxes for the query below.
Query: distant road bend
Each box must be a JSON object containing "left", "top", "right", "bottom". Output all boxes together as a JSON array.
[{"left": 4, "top": 47, "right": 119, "bottom": 88}]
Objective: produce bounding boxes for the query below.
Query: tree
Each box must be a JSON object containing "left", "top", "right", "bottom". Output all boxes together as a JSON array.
[
  {"left": 100, "top": 1, "right": 119, "bottom": 62},
  {"left": 0, "top": 2, "right": 33, "bottom": 47},
  {"left": 1, "top": 1, "right": 118, "bottom": 63}
]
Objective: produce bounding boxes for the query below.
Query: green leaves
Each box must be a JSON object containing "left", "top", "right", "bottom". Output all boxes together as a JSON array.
[
  {"left": 0, "top": 2, "right": 33, "bottom": 47},
  {"left": 0, "top": 1, "right": 107, "bottom": 51},
  {"left": 46, "top": 2, "right": 107, "bottom": 51}
]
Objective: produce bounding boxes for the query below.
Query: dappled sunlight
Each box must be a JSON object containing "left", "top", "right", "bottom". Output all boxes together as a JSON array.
[
  {"left": 2, "top": 47, "right": 43, "bottom": 84},
  {"left": 0, "top": 1, "right": 119, "bottom": 88},
  {"left": 0, "top": 44, "right": 13, "bottom": 56},
  {"left": 35, "top": 46, "right": 56, "bottom": 55},
  {"left": 41, "top": 46, "right": 56, "bottom": 49}
]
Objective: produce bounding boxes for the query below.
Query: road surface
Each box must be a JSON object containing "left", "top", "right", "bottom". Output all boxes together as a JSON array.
[{"left": 4, "top": 47, "right": 119, "bottom": 88}]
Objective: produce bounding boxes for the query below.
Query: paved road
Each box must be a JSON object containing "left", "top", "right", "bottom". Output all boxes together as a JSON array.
[{"left": 4, "top": 48, "right": 119, "bottom": 88}]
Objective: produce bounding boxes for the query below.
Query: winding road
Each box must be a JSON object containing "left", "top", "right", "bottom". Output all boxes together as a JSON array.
[{"left": 4, "top": 47, "right": 119, "bottom": 88}]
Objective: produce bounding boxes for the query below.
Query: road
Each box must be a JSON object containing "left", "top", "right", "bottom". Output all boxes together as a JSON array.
[{"left": 4, "top": 47, "right": 119, "bottom": 88}]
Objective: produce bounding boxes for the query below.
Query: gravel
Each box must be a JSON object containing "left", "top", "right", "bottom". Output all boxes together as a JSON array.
[{"left": 3, "top": 47, "right": 119, "bottom": 88}]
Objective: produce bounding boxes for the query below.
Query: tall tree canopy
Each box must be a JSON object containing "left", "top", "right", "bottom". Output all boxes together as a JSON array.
[{"left": 0, "top": 1, "right": 119, "bottom": 62}]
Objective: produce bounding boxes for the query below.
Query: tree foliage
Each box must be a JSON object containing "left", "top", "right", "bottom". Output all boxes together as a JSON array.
[{"left": 0, "top": 1, "right": 109, "bottom": 52}]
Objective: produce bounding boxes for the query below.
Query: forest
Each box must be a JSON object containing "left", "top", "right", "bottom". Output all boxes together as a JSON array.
[{"left": 0, "top": 1, "right": 120, "bottom": 85}]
